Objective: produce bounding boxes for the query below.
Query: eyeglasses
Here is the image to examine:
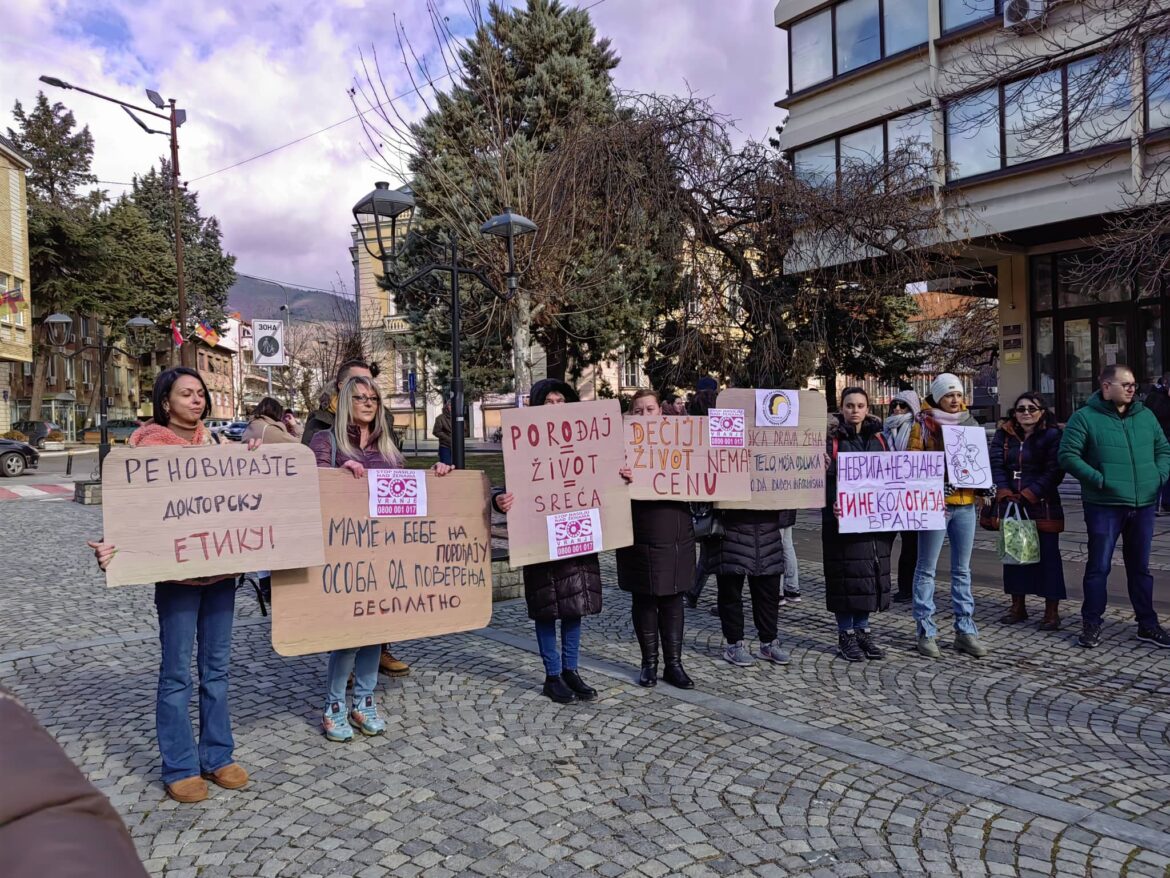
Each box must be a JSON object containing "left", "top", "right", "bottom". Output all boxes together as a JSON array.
[
  {"left": 1107, "top": 381, "right": 1137, "bottom": 391},
  {"left": 1015, "top": 405, "right": 1041, "bottom": 414},
  {"left": 890, "top": 401, "right": 910, "bottom": 411},
  {"left": 352, "top": 394, "right": 380, "bottom": 404}
]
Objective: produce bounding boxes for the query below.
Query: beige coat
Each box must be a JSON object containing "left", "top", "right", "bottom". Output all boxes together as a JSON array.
[{"left": 242, "top": 415, "right": 296, "bottom": 444}]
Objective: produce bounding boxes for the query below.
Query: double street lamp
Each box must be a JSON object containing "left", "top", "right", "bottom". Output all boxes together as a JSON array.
[
  {"left": 352, "top": 182, "right": 536, "bottom": 469},
  {"left": 44, "top": 314, "right": 156, "bottom": 472},
  {"left": 38, "top": 75, "right": 192, "bottom": 369}
]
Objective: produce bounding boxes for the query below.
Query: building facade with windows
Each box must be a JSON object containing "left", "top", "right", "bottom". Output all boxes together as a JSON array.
[
  {"left": 196, "top": 337, "right": 238, "bottom": 420},
  {"left": 0, "top": 135, "right": 32, "bottom": 433},
  {"left": 776, "top": 0, "right": 1170, "bottom": 417}
]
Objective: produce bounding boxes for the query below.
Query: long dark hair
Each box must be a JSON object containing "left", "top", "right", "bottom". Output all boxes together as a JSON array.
[
  {"left": 152, "top": 367, "right": 210, "bottom": 426},
  {"left": 1007, "top": 391, "right": 1055, "bottom": 432},
  {"left": 252, "top": 396, "right": 283, "bottom": 422}
]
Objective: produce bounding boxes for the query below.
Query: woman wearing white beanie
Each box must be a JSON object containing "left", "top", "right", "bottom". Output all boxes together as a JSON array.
[
  {"left": 908, "top": 373, "right": 990, "bottom": 658},
  {"left": 884, "top": 388, "right": 921, "bottom": 601}
]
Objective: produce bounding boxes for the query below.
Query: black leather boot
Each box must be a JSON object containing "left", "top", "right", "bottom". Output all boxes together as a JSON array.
[
  {"left": 632, "top": 595, "right": 659, "bottom": 687},
  {"left": 541, "top": 675, "right": 577, "bottom": 703},
  {"left": 660, "top": 595, "right": 694, "bottom": 689},
  {"left": 561, "top": 669, "right": 597, "bottom": 701}
]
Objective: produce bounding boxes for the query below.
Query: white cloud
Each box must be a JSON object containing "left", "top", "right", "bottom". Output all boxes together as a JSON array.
[{"left": 2, "top": 0, "right": 787, "bottom": 294}]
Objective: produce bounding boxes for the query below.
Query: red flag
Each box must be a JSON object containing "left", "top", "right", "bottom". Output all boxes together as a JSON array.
[{"left": 170, "top": 320, "right": 183, "bottom": 348}]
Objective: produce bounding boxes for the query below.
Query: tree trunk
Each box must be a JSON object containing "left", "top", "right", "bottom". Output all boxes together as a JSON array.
[
  {"left": 511, "top": 289, "right": 533, "bottom": 404},
  {"left": 543, "top": 326, "right": 568, "bottom": 384},
  {"left": 28, "top": 335, "right": 48, "bottom": 421}
]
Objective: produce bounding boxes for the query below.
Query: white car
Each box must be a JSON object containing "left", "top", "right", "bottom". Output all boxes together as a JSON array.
[{"left": 205, "top": 419, "right": 233, "bottom": 434}]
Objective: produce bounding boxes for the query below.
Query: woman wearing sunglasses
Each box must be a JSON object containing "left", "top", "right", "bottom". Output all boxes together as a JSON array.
[
  {"left": 988, "top": 393, "right": 1066, "bottom": 630},
  {"left": 310, "top": 375, "right": 452, "bottom": 741}
]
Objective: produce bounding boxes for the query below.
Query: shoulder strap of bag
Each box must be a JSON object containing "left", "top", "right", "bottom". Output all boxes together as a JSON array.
[{"left": 328, "top": 430, "right": 337, "bottom": 468}]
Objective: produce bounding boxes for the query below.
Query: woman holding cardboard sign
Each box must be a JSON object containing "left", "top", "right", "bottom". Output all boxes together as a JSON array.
[
  {"left": 309, "top": 375, "right": 452, "bottom": 742},
  {"left": 823, "top": 387, "right": 894, "bottom": 662},
  {"left": 616, "top": 389, "right": 695, "bottom": 689},
  {"left": 494, "top": 378, "right": 633, "bottom": 704},
  {"left": 88, "top": 367, "right": 251, "bottom": 804}
]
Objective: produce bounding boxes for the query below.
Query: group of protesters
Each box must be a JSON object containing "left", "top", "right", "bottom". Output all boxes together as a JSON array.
[{"left": 87, "top": 360, "right": 1170, "bottom": 803}]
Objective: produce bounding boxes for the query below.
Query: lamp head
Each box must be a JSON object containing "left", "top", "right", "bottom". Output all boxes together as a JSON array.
[
  {"left": 44, "top": 312, "right": 73, "bottom": 347},
  {"left": 145, "top": 89, "right": 165, "bottom": 109},
  {"left": 352, "top": 181, "right": 416, "bottom": 262},
  {"left": 39, "top": 75, "right": 72, "bottom": 90},
  {"left": 479, "top": 208, "right": 537, "bottom": 240}
]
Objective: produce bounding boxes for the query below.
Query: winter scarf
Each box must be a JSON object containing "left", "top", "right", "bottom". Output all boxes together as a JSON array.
[{"left": 128, "top": 422, "right": 215, "bottom": 447}]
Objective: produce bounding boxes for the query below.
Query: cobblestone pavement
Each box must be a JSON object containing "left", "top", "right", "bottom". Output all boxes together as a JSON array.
[{"left": 3, "top": 501, "right": 1170, "bottom": 877}]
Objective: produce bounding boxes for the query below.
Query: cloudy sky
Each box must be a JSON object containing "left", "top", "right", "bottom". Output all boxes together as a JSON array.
[{"left": 2, "top": 0, "right": 787, "bottom": 294}]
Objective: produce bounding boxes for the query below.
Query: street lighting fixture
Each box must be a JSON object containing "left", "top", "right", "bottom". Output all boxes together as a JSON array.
[
  {"left": 352, "top": 183, "right": 537, "bottom": 469},
  {"left": 44, "top": 313, "right": 155, "bottom": 472},
  {"left": 39, "top": 74, "right": 193, "bottom": 369}
]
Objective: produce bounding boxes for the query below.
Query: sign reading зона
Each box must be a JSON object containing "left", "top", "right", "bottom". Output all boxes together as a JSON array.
[
  {"left": 270, "top": 469, "right": 492, "bottom": 655},
  {"left": 100, "top": 445, "right": 325, "bottom": 587}
]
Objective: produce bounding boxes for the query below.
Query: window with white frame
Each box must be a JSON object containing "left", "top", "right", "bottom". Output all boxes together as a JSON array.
[{"left": 621, "top": 355, "right": 642, "bottom": 389}]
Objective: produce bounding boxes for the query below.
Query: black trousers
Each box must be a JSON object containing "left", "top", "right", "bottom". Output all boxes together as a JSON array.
[
  {"left": 895, "top": 531, "right": 918, "bottom": 596},
  {"left": 716, "top": 574, "right": 780, "bottom": 644}
]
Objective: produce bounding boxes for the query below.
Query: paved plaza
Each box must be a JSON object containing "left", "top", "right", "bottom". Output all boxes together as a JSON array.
[{"left": 3, "top": 498, "right": 1170, "bottom": 877}]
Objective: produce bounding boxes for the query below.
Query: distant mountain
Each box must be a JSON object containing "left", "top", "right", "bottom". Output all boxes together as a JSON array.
[{"left": 227, "top": 274, "right": 357, "bottom": 324}]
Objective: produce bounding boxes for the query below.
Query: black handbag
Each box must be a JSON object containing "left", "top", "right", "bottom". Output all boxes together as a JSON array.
[{"left": 690, "top": 503, "right": 724, "bottom": 539}]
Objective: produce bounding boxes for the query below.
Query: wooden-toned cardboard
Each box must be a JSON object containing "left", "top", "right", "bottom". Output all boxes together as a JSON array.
[
  {"left": 501, "top": 399, "right": 633, "bottom": 567},
  {"left": 624, "top": 415, "right": 752, "bottom": 501},
  {"left": 270, "top": 469, "right": 492, "bottom": 656},
  {"left": 101, "top": 444, "right": 325, "bottom": 587},
  {"left": 714, "top": 389, "right": 828, "bottom": 510}
]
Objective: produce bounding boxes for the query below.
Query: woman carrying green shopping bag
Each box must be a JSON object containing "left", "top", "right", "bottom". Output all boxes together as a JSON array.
[{"left": 988, "top": 392, "right": 1067, "bottom": 630}]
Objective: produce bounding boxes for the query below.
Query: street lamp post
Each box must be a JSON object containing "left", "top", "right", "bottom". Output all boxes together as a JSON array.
[
  {"left": 352, "top": 182, "right": 536, "bottom": 469},
  {"left": 44, "top": 314, "right": 155, "bottom": 473},
  {"left": 38, "top": 75, "right": 192, "bottom": 369}
]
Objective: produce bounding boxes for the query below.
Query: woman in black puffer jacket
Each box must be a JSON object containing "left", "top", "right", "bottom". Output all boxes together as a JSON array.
[
  {"left": 494, "top": 379, "right": 630, "bottom": 705},
  {"left": 823, "top": 387, "right": 894, "bottom": 662},
  {"left": 616, "top": 390, "right": 695, "bottom": 690}
]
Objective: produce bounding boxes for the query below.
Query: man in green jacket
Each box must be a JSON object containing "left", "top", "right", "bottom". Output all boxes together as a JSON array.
[{"left": 1059, "top": 364, "right": 1170, "bottom": 649}]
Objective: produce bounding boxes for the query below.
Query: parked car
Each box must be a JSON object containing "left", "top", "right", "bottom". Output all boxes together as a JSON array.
[
  {"left": 205, "top": 419, "right": 232, "bottom": 435},
  {"left": 222, "top": 421, "right": 249, "bottom": 442},
  {"left": 82, "top": 419, "right": 141, "bottom": 444},
  {"left": 0, "top": 437, "right": 39, "bottom": 477},
  {"left": 11, "top": 420, "right": 61, "bottom": 450}
]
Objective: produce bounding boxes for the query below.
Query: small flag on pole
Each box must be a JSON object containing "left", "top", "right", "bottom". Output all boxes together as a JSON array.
[
  {"left": 1, "top": 288, "right": 25, "bottom": 314},
  {"left": 170, "top": 320, "right": 183, "bottom": 348},
  {"left": 195, "top": 320, "right": 221, "bottom": 347}
]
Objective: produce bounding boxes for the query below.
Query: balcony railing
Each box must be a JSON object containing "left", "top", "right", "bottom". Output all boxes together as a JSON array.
[{"left": 384, "top": 315, "right": 410, "bottom": 334}]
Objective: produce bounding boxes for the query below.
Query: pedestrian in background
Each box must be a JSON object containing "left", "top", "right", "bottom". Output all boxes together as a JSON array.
[
  {"left": 823, "top": 387, "right": 892, "bottom": 661},
  {"left": 988, "top": 392, "right": 1066, "bottom": 630},
  {"left": 909, "top": 373, "right": 990, "bottom": 659},
  {"left": 1142, "top": 373, "right": 1170, "bottom": 514},
  {"left": 883, "top": 388, "right": 921, "bottom": 603},
  {"left": 311, "top": 376, "right": 453, "bottom": 741},
  {"left": 433, "top": 400, "right": 454, "bottom": 465},
  {"left": 493, "top": 379, "right": 633, "bottom": 703},
  {"left": 282, "top": 408, "right": 301, "bottom": 438},
  {"left": 242, "top": 397, "right": 297, "bottom": 444},
  {"left": 617, "top": 389, "right": 695, "bottom": 689},
  {"left": 1059, "top": 365, "right": 1170, "bottom": 649},
  {"left": 87, "top": 368, "right": 250, "bottom": 803}
]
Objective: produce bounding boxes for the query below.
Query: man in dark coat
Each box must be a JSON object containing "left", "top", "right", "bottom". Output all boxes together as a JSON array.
[{"left": 1143, "top": 373, "right": 1170, "bottom": 513}]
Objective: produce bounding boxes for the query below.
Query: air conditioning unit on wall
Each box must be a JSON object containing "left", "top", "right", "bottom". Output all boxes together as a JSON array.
[{"left": 1004, "top": 0, "right": 1045, "bottom": 28}]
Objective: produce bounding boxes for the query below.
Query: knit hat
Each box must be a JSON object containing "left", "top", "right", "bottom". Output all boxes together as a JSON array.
[
  {"left": 695, "top": 376, "right": 718, "bottom": 392},
  {"left": 929, "top": 373, "right": 964, "bottom": 402},
  {"left": 891, "top": 389, "right": 921, "bottom": 415}
]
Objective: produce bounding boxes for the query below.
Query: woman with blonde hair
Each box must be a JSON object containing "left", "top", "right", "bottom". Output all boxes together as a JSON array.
[{"left": 310, "top": 375, "right": 451, "bottom": 741}]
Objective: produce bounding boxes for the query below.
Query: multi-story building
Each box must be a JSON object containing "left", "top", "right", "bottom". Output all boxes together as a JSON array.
[
  {"left": 0, "top": 135, "right": 32, "bottom": 433},
  {"left": 195, "top": 336, "right": 237, "bottom": 420},
  {"left": 774, "top": 0, "right": 1170, "bottom": 417}
]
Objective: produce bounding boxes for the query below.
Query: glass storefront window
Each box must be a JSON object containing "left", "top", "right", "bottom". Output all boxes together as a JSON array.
[
  {"left": 1004, "top": 70, "right": 1064, "bottom": 165},
  {"left": 1031, "top": 256, "right": 1053, "bottom": 311},
  {"left": 1063, "top": 318, "right": 1094, "bottom": 416},
  {"left": 1034, "top": 316, "right": 1055, "bottom": 397},
  {"left": 1097, "top": 314, "right": 1129, "bottom": 369},
  {"left": 1058, "top": 253, "right": 1128, "bottom": 306},
  {"left": 942, "top": 0, "right": 996, "bottom": 32},
  {"left": 791, "top": 11, "right": 833, "bottom": 92},
  {"left": 835, "top": 0, "right": 881, "bottom": 74},
  {"left": 1140, "top": 306, "right": 1163, "bottom": 387},
  {"left": 1068, "top": 53, "right": 1132, "bottom": 150},
  {"left": 1148, "top": 35, "right": 1170, "bottom": 132},
  {"left": 883, "top": 0, "right": 928, "bottom": 55},
  {"left": 946, "top": 87, "right": 1000, "bottom": 180}
]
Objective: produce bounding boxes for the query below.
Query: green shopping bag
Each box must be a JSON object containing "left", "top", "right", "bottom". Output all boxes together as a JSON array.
[{"left": 996, "top": 501, "right": 1040, "bottom": 565}]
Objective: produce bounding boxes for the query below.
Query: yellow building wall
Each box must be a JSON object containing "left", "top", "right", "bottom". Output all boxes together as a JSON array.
[{"left": 0, "top": 150, "right": 32, "bottom": 433}]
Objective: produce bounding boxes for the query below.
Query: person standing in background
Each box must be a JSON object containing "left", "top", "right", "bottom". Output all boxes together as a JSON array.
[
  {"left": 433, "top": 400, "right": 454, "bottom": 466},
  {"left": 1142, "top": 373, "right": 1170, "bottom": 514},
  {"left": 883, "top": 388, "right": 921, "bottom": 602}
]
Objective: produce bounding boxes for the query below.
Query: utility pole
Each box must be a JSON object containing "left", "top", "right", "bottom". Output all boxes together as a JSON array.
[{"left": 168, "top": 98, "right": 191, "bottom": 369}]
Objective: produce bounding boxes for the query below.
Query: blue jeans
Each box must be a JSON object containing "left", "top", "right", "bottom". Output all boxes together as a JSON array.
[
  {"left": 1082, "top": 503, "right": 1158, "bottom": 629},
  {"left": 781, "top": 527, "right": 799, "bottom": 594},
  {"left": 534, "top": 617, "right": 581, "bottom": 676},
  {"left": 326, "top": 645, "right": 382, "bottom": 707},
  {"left": 913, "top": 504, "right": 978, "bottom": 638},
  {"left": 438, "top": 446, "right": 453, "bottom": 465},
  {"left": 835, "top": 612, "right": 871, "bottom": 633},
  {"left": 155, "top": 579, "right": 236, "bottom": 785}
]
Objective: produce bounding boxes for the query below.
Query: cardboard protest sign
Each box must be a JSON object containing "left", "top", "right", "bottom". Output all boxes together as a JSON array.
[
  {"left": 100, "top": 444, "right": 324, "bottom": 587},
  {"left": 271, "top": 469, "right": 492, "bottom": 656},
  {"left": 715, "top": 389, "right": 828, "bottom": 510},
  {"left": 836, "top": 451, "right": 947, "bottom": 533},
  {"left": 942, "top": 425, "right": 993, "bottom": 489},
  {"left": 624, "top": 415, "right": 751, "bottom": 501},
  {"left": 501, "top": 399, "right": 633, "bottom": 567}
]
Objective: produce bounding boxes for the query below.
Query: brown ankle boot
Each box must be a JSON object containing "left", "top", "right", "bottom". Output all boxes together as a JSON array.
[
  {"left": 1038, "top": 600, "right": 1061, "bottom": 631},
  {"left": 1000, "top": 595, "right": 1027, "bottom": 624}
]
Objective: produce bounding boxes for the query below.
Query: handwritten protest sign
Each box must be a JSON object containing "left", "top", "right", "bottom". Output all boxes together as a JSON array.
[
  {"left": 715, "top": 389, "right": 828, "bottom": 510},
  {"left": 836, "top": 451, "right": 947, "bottom": 533},
  {"left": 624, "top": 415, "right": 751, "bottom": 501},
  {"left": 271, "top": 469, "right": 492, "bottom": 655},
  {"left": 100, "top": 444, "right": 324, "bottom": 587},
  {"left": 502, "top": 399, "right": 633, "bottom": 567},
  {"left": 942, "top": 425, "right": 993, "bottom": 489}
]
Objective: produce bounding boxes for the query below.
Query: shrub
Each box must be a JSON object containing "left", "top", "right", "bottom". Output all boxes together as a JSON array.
[
  {"left": 46, "top": 430, "right": 65, "bottom": 442},
  {"left": 2, "top": 430, "right": 29, "bottom": 442}
]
